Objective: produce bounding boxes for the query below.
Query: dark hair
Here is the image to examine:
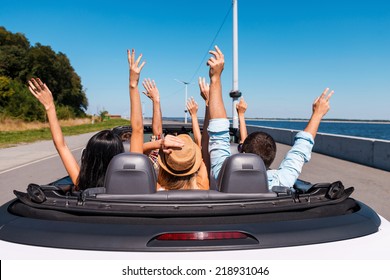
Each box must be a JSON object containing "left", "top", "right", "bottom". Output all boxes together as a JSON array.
[
  {"left": 77, "top": 130, "right": 124, "bottom": 190},
  {"left": 241, "top": 131, "right": 276, "bottom": 168}
]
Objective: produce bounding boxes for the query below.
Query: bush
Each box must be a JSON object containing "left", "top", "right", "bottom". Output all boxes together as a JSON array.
[{"left": 56, "top": 105, "right": 76, "bottom": 120}]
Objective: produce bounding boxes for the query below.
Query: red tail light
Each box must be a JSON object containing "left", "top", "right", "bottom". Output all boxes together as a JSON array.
[{"left": 156, "top": 231, "right": 248, "bottom": 241}]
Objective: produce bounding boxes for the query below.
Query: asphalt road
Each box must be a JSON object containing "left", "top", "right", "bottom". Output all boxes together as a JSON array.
[
  {"left": 1, "top": 132, "right": 389, "bottom": 220},
  {"left": 0, "top": 132, "right": 95, "bottom": 204}
]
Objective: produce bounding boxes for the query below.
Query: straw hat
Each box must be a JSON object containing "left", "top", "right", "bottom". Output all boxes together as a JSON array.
[{"left": 158, "top": 134, "right": 202, "bottom": 177}]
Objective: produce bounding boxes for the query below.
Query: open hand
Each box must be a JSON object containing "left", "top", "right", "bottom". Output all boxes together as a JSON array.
[
  {"left": 142, "top": 78, "right": 160, "bottom": 103},
  {"left": 28, "top": 78, "right": 54, "bottom": 111},
  {"left": 186, "top": 97, "right": 198, "bottom": 116},
  {"left": 207, "top": 45, "right": 224, "bottom": 79},
  {"left": 198, "top": 77, "right": 209, "bottom": 105},
  {"left": 128, "top": 49, "right": 146, "bottom": 88}
]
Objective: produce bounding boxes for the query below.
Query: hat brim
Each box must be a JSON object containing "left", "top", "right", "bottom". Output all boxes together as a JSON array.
[{"left": 158, "top": 142, "right": 202, "bottom": 177}]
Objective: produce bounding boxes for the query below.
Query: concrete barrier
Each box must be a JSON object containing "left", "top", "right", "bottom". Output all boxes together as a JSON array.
[{"left": 246, "top": 125, "right": 390, "bottom": 171}]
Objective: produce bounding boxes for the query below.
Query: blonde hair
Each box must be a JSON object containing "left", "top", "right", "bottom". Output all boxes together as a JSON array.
[{"left": 158, "top": 167, "right": 197, "bottom": 190}]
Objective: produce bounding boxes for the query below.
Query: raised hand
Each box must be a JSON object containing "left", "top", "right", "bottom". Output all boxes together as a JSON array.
[
  {"left": 160, "top": 134, "right": 185, "bottom": 155},
  {"left": 28, "top": 78, "right": 54, "bottom": 111},
  {"left": 128, "top": 49, "right": 146, "bottom": 88},
  {"left": 304, "top": 88, "right": 335, "bottom": 139},
  {"left": 27, "top": 77, "right": 80, "bottom": 185},
  {"left": 127, "top": 49, "right": 146, "bottom": 153},
  {"left": 186, "top": 97, "right": 199, "bottom": 116},
  {"left": 207, "top": 45, "right": 224, "bottom": 79},
  {"left": 312, "top": 88, "right": 334, "bottom": 118},
  {"left": 142, "top": 78, "right": 160, "bottom": 103},
  {"left": 198, "top": 77, "right": 210, "bottom": 106},
  {"left": 236, "top": 97, "right": 247, "bottom": 116}
]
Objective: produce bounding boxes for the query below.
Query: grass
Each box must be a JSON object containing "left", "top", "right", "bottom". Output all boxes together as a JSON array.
[{"left": 0, "top": 118, "right": 130, "bottom": 148}]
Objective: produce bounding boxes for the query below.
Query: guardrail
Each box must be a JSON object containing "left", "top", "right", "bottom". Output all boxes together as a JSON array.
[{"left": 246, "top": 125, "right": 390, "bottom": 172}]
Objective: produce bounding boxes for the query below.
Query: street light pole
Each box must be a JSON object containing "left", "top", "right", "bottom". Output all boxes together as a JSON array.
[
  {"left": 230, "top": 0, "right": 241, "bottom": 129},
  {"left": 175, "top": 79, "right": 191, "bottom": 124}
]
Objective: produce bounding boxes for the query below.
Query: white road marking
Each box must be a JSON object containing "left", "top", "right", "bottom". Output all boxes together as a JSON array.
[{"left": 0, "top": 147, "right": 84, "bottom": 175}]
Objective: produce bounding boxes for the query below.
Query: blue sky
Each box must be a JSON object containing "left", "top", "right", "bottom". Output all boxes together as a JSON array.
[{"left": 1, "top": 0, "right": 389, "bottom": 120}]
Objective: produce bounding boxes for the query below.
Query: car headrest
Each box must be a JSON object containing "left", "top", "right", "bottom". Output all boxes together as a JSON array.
[
  {"left": 104, "top": 152, "right": 157, "bottom": 194},
  {"left": 217, "top": 153, "right": 269, "bottom": 193}
]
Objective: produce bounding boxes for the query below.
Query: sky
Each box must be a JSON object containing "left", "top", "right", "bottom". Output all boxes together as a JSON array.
[{"left": 1, "top": 0, "right": 389, "bottom": 120}]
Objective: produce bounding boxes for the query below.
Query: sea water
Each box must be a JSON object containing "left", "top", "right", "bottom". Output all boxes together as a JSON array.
[{"left": 245, "top": 120, "right": 390, "bottom": 141}]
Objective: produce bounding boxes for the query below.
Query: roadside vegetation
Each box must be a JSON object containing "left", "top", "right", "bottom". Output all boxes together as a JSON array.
[
  {"left": 0, "top": 118, "right": 129, "bottom": 148},
  {"left": 0, "top": 27, "right": 131, "bottom": 148}
]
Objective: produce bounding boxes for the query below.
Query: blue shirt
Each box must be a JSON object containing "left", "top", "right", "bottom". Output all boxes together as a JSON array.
[{"left": 208, "top": 118, "right": 314, "bottom": 189}]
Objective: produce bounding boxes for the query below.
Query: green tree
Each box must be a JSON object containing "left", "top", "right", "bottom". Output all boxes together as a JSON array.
[
  {"left": 0, "top": 27, "right": 30, "bottom": 80},
  {"left": 0, "top": 76, "right": 15, "bottom": 107},
  {"left": 0, "top": 26, "right": 88, "bottom": 120},
  {"left": 3, "top": 79, "right": 46, "bottom": 121}
]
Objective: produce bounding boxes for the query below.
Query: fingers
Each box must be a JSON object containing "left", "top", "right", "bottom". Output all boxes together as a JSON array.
[
  {"left": 138, "top": 60, "right": 146, "bottom": 71},
  {"left": 209, "top": 45, "right": 222, "bottom": 58},
  {"left": 28, "top": 85, "right": 38, "bottom": 97},
  {"left": 186, "top": 97, "right": 198, "bottom": 112},
  {"left": 127, "top": 49, "right": 131, "bottom": 65},
  {"left": 318, "top": 88, "right": 334, "bottom": 102},
  {"left": 128, "top": 49, "right": 146, "bottom": 70},
  {"left": 28, "top": 78, "right": 46, "bottom": 92},
  {"left": 135, "top": 52, "right": 142, "bottom": 65},
  {"left": 198, "top": 77, "right": 208, "bottom": 88},
  {"left": 319, "top": 88, "right": 329, "bottom": 99},
  {"left": 142, "top": 79, "right": 158, "bottom": 101},
  {"left": 208, "top": 46, "right": 223, "bottom": 64},
  {"left": 214, "top": 45, "right": 222, "bottom": 55},
  {"left": 326, "top": 90, "right": 335, "bottom": 101},
  {"left": 236, "top": 97, "right": 247, "bottom": 113},
  {"left": 162, "top": 135, "right": 185, "bottom": 149},
  {"left": 198, "top": 77, "right": 209, "bottom": 102},
  {"left": 143, "top": 78, "right": 156, "bottom": 90}
]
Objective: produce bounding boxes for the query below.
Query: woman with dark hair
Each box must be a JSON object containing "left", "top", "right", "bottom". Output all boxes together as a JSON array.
[
  {"left": 77, "top": 130, "right": 124, "bottom": 189},
  {"left": 28, "top": 78, "right": 124, "bottom": 191}
]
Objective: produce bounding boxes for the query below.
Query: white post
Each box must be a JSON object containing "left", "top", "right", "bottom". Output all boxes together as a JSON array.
[
  {"left": 231, "top": 0, "right": 240, "bottom": 129},
  {"left": 184, "top": 83, "right": 188, "bottom": 124},
  {"left": 175, "top": 79, "right": 190, "bottom": 124}
]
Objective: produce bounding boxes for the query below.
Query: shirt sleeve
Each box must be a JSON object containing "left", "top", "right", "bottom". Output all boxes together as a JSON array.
[
  {"left": 207, "top": 118, "right": 231, "bottom": 181},
  {"left": 267, "top": 131, "right": 314, "bottom": 188}
]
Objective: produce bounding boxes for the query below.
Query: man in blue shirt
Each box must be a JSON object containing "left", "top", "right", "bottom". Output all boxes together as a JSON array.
[{"left": 206, "top": 46, "right": 334, "bottom": 189}]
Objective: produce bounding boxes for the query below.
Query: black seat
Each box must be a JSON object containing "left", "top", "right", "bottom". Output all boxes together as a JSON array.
[
  {"left": 217, "top": 153, "right": 269, "bottom": 193},
  {"left": 104, "top": 152, "right": 157, "bottom": 194}
]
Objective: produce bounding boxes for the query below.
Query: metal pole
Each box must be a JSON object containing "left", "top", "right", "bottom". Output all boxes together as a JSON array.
[
  {"left": 231, "top": 0, "right": 240, "bottom": 129},
  {"left": 184, "top": 83, "right": 188, "bottom": 124},
  {"left": 175, "top": 79, "right": 190, "bottom": 124}
]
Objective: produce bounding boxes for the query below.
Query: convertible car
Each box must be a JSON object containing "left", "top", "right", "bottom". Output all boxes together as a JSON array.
[{"left": 1, "top": 124, "right": 389, "bottom": 259}]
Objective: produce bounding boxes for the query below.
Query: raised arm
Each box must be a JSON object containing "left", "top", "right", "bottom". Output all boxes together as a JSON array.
[
  {"left": 142, "top": 78, "right": 162, "bottom": 137},
  {"left": 236, "top": 97, "right": 248, "bottom": 143},
  {"left": 207, "top": 46, "right": 231, "bottom": 181},
  {"left": 186, "top": 97, "right": 201, "bottom": 147},
  {"left": 128, "top": 49, "right": 146, "bottom": 153},
  {"left": 271, "top": 88, "right": 335, "bottom": 188},
  {"left": 28, "top": 78, "right": 80, "bottom": 185},
  {"left": 198, "top": 77, "right": 211, "bottom": 175},
  {"left": 304, "top": 88, "right": 334, "bottom": 138},
  {"left": 207, "top": 46, "right": 226, "bottom": 119}
]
